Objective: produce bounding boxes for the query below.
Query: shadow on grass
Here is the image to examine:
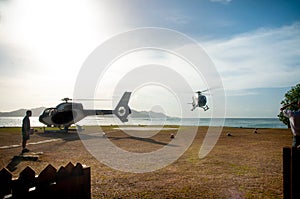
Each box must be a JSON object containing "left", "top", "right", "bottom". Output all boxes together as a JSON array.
[
  {"left": 6, "top": 154, "right": 39, "bottom": 172},
  {"left": 109, "top": 136, "right": 177, "bottom": 147},
  {"left": 37, "top": 130, "right": 80, "bottom": 142},
  {"left": 36, "top": 128, "right": 178, "bottom": 147}
]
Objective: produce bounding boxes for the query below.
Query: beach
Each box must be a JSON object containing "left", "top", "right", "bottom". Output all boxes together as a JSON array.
[{"left": 0, "top": 126, "right": 291, "bottom": 198}]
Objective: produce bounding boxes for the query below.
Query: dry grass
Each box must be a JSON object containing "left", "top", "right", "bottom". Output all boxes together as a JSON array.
[{"left": 0, "top": 126, "right": 291, "bottom": 198}]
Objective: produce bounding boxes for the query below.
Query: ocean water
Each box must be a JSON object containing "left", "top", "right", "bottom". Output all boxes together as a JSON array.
[{"left": 0, "top": 116, "right": 287, "bottom": 129}]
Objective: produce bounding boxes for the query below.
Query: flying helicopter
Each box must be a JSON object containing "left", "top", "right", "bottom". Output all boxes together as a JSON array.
[
  {"left": 39, "top": 92, "right": 132, "bottom": 132},
  {"left": 190, "top": 90, "right": 209, "bottom": 111}
]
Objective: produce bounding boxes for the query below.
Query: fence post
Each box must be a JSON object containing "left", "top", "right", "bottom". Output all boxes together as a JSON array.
[
  {"left": 0, "top": 168, "right": 12, "bottom": 198},
  {"left": 0, "top": 163, "right": 91, "bottom": 199},
  {"left": 12, "top": 166, "right": 36, "bottom": 198},
  {"left": 283, "top": 147, "right": 291, "bottom": 199},
  {"left": 291, "top": 147, "right": 300, "bottom": 199},
  {"left": 83, "top": 165, "right": 91, "bottom": 199},
  {"left": 36, "top": 164, "right": 57, "bottom": 199}
]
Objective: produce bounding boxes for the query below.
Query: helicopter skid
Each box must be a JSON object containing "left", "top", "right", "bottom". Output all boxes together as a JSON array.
[{"left": 202, "top": 105, "right": 209, "bottom": 111}]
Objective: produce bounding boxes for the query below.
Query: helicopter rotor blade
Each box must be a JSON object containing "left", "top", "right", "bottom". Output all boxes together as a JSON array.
[
  {"left": 201, "top": 89, "right": 210, "bottom": 92},
  {"left": 195, "top": 87, "right": 221, "bottom": 94},
  {"left": 61, "top": 97, "right": 114, "bottom": 102},
  {"left": 73, "top": 98, "right": 112, "bottom": 101}
]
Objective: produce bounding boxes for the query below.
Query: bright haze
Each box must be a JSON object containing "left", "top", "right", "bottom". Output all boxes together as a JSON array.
[{"left": 0, "top": 0, "right": 299, "bottom": 118}]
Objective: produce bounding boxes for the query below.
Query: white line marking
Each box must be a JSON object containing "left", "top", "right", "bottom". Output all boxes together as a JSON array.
[{"left": 0, "top": 138, "right": 63, "bottom": 149}]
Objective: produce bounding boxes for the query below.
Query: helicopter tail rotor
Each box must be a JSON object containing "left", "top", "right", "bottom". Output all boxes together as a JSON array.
[{"left": 113, "top": 92, "right": 132, "bottom": 122}]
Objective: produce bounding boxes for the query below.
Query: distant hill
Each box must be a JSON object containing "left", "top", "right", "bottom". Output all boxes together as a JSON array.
[
  {"left": 0, "top": 107, "right": 171, "bottom": 118},
  {"left": 130, "top": 110, "right": 171, "bottom": 118},
  {"left": 0, "top": 107, "right": 46, "bottom": 117}
]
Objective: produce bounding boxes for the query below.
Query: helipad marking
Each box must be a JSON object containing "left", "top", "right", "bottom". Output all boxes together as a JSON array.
[{"left": 0, "top": 138, "right": 63, "bottom": 149}]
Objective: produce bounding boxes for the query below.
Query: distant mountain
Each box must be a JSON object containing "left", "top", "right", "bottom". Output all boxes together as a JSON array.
[
  {"left": 130, "top": 110, "right": 171, "bottom": 118},
  {"left": 0, "top": 107, "right": 171, "bottom": 118},
  {"left": 0, "top": 107, "right": 46, "bottom": 117}
]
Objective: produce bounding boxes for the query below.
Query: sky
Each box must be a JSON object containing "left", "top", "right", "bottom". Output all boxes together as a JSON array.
[{"left": 0, "top": 0, "right": 299, "bottom": 118}]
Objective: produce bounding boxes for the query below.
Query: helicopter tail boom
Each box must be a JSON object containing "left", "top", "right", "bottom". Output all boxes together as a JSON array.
[
  {"left": 83, "top": 92, "right": 132, "bottom": 122},
  {"left": 83, "top": 109, "right": 113, "bottom": 116}
]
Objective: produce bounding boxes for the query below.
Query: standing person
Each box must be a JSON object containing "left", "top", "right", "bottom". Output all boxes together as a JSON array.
[
  {"left": 280, "top": 99, "right": 300, "bottom": 148},
  {"left": 22, "top": 110, "right": 32, "bottom": 153}
]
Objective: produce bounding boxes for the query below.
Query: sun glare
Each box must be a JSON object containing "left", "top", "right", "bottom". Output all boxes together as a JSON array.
[
  {"left": 5, "top": 0, "right": 114, "bottom": 82},
  {"left": 0, "top": 0, "right": 122, "bottom": 110}
]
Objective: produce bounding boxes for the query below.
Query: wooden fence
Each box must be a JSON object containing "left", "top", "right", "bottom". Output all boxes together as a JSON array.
[
  {"left": 283, "top": 147, "right": 300, "bottom": 199},
  {"left": 0, "top": 162, "right": 90, "bottom": 199}
]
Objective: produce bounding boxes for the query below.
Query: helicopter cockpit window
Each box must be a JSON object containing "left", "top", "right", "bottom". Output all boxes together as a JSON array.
[
  {"left": 49, "top": 109, "right": 57, "bottom": 116},
  {"left": 57, "top": 103, "right": 72, "bottom": 112},
  {"left": 42, "top": 109, "right": 50, "bottom": 116},
  {"left": 56, "top": 103, "right": 83, "bottom": 112},
  {"left": 42, "top": 108, "right": 56, "bottom": 116}
]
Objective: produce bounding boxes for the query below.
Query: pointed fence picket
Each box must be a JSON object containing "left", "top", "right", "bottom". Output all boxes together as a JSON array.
[
  {"left": 283, "top": 147, "right": 300, "bottom": 199},
  {"left": 0, "top": 162, "right": 90, "bottom": 199}
]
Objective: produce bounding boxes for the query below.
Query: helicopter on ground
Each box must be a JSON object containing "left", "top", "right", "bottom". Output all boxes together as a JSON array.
[
  {"left": 190, "top": 90, "right": 209, "bottom": 111},
  {"left": 39, "top": 92, "right": 132, "bottom": 132}
]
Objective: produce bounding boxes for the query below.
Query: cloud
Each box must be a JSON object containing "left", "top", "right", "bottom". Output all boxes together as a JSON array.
[{"left": 201, "top": 22, "right": 300, "bottom": 90}]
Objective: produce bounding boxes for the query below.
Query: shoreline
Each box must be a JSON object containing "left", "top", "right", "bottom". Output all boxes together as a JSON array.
[
  {"left": 0, "top": 125, "right": 289, "bottom": 130},
  {"left": 0, "top": 117, "right": 286, "bottom": 129}
]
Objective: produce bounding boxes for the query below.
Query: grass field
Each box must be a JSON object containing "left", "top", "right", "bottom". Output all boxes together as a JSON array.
[{"left": 0, "top": 126, "right": 292, "bottom": 198}]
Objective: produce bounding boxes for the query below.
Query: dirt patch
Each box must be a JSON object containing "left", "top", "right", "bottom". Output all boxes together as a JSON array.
[{"left": 0, "top": 126, "right": 291, "bottom": 198}]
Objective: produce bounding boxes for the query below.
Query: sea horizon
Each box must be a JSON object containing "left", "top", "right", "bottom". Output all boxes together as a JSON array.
[{"left": 0, "top": 116, "right": 287, "bottom": 129}]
